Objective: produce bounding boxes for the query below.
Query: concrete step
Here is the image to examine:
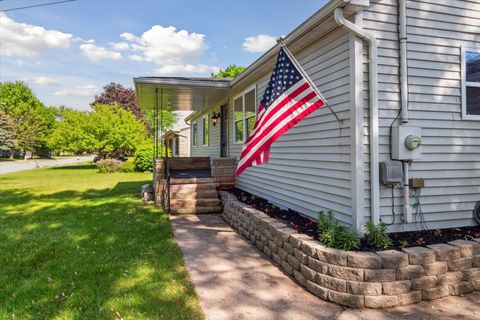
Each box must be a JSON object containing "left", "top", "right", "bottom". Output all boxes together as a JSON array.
[
  {"left": 170, "top": 190, "right": 219, "bottom": 199},
  {"left": 170, "top": 177, "right": 216, "bottom": 185},
  {"left": 170, "top": 198, "right": 221, "bottom": 208},
  {"left": 169, "top": 183, "right": 218, "bottom": 193},
  {"left": 170, "top": 206, "right": 223, "bottom": 215}
]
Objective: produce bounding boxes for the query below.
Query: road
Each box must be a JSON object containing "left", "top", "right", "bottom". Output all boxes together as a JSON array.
[{"left": 0, "top": 156, "right": 93, "bottom": 174}]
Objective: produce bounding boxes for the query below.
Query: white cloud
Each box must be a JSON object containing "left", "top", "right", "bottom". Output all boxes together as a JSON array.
[
  {"left": 54, "top": 84, "right": 99, "bottom": 97},
  {"left": 33, "top": 77, "right": 59, "bottom": 86},
  {"left": 121, "top": 25, "right": 207, "bottom": 65},
  {"left": 155, "top": 64, "right": 220, "bottom": 76},
  {"left": 109, "top": 42, "right": 130, "bottom": 51},
  {"left": 242, "top": 34, "right": 278, "bottom": 53},
  {"left": 128, "top": 54, "right": 144, "bottom": 62},
  {"left": 0, "top": 12, "right": 73, "bottom": 57},
  {"left": 80, "top": 42, "right": 122, "bottom": 62}
]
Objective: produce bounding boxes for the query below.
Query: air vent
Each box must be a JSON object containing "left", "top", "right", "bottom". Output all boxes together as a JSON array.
[{"left": 379, "top": 161, "right": 404, "bottom": 186}]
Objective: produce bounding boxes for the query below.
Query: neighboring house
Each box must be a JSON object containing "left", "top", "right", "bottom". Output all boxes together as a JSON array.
[
  {"left": 163, "top": 126, "right": 191, "bottom": 157},
  {"left": 135, "top": 0, "right": 480, "bottom": 234}
]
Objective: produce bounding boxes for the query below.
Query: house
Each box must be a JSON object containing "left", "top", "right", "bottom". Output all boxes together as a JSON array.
[
  {"left": 163, "top": 115, "right": 191, "bottom": 157},
  {"left": 134, "top": 0, "right": 480, "bottom": 234}
]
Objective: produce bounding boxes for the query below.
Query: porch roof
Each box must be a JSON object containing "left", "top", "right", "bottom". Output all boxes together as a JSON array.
[{"left": 134, "top": 77, "right": 231, "bottom": 112}]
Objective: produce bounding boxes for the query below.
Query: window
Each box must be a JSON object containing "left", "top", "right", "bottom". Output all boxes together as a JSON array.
[
  {"left": 202, "top": 116, "right": 209, "bottom": 145},
  {"left": 173, "top": 136, "right": 179, "bottom": 156},
  {"left": 462, "top": 47, "right": 480, "bottom": 119},
  {"left": 233, "top": 86, "right": 256, "bottom": 143},
  {"left": 192, "top": 121, "right": 198, "bottom": 146}
]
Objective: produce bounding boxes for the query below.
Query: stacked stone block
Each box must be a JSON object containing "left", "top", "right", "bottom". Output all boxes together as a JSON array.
[{"left": 220, "top": 191, "right": 480, "bottom": 309}]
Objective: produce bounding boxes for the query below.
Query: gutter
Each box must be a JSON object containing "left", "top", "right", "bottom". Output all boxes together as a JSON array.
[{"left": 334, "top": 8, "right": 381, "bottom": 225}]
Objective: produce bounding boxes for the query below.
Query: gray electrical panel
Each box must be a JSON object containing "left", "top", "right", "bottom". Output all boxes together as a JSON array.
[{"left": 379, "top": 161, "right": 404, "bottom": 186}]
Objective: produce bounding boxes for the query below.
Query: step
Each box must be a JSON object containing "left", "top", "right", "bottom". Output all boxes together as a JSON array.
[
  {"left": 170, "top": 177, "right": 215, "bottom": 185},
  {"left": 169, "top": 183, "right": 218, "bottom": 193},
  {"left": 170, "top": 206, "right": 223, "bottom": 215},
  {"left": 170, "top": 190, "right": 219, "bottom": 199},
  {"left": 170, "top": 198, "right": 221, "bottom": 208}
]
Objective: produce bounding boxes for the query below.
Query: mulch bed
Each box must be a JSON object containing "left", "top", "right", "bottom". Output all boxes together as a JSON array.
[{"left": 231, "top": 188, "right": 480, "bottom": 252}]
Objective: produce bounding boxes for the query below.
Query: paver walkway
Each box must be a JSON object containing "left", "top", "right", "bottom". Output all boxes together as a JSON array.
[
  {"left": 171, "top": 214, "right": 342, "bottom": 320},
  {"left": 171, "top": 214, "right": 480, "bottom": 320}
]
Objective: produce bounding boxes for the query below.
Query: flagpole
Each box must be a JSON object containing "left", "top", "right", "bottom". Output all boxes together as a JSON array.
[{"left": 276, "top": 37, "right": 343, "bottom": 125}]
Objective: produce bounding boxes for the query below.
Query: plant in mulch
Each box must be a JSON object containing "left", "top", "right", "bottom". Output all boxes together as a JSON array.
[
  {"left": 317, "top": 211, "right": 360, "bottom": 251},
  {"left": 365, "top": 221, "right": 392, "bottom": 249}
]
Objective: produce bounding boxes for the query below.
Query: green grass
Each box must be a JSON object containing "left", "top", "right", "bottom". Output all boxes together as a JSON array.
[{"left": 0, "top": 164, "right": 204, "bottom": 320}]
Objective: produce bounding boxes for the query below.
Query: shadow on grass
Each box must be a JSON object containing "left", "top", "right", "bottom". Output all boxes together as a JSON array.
[{"left": 0, "top": 181, "right": 202, "bottom": 319}]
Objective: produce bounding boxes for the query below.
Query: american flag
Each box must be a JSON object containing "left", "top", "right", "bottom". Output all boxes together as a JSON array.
[{"left": 236, "top": 47, "right": 327, "bottom": 176}]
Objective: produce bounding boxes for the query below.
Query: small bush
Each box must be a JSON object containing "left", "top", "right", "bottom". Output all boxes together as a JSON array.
[
  {"left": 121, "top": 159, "right": 135, "bottom": 172},
  {"left": 96, "top": 159, "right": 124, "bottom": 173},
  {"left": 365, "top": 221, "right": 392, "bottom": 249},
  {"left": 317, "top": 210, "right": 359, "bottom": 251},
  {"left": 134, "top": 147, "right": 154, "bottom": 172}
]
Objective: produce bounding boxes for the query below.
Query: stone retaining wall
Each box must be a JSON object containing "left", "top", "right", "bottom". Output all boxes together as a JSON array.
[{"left": 220, "top": 192, "right": 480, "bottom": 308}]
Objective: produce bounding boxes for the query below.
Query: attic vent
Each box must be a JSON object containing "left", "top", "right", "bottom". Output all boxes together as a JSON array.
[{"left": 379, "top": 161, "right": 403, "bottom": 186}]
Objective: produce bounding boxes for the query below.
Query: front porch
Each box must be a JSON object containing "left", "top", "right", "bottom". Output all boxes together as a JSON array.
[{"left": 153, "top": 156, "right": 236, "bottom": 214}]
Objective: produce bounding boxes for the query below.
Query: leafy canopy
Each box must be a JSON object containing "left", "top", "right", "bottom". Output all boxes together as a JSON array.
[{"left": 212, "top": 64, "right": 246, "bottom": 78}]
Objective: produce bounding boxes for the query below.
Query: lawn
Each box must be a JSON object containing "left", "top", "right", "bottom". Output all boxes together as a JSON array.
[{"left": 0, "top": 164, "right": 204, "bottom": 320}]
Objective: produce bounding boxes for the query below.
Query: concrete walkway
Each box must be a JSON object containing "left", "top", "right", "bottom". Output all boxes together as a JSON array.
[
  {"left": 171, "top": 214, "right": 480, "bottom": 320},
  {"left": 0, "top": 156, "right": 92, "bottom": 174}
]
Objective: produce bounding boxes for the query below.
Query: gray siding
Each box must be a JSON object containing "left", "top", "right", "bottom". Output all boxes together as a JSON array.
[
  {"left": 363, "top": 0, "right": 480, "bottom": 231},
  {"left": 229, "top": 28, "right": 353, "bottom": 225},
  {"left": 191, "top": 108, "right": 221, "bottom": 157}
]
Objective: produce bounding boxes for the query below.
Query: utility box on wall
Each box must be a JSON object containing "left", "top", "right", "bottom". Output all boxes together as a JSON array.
[{"left": 392, "top": 125, "right": 422, "bottom": 160}]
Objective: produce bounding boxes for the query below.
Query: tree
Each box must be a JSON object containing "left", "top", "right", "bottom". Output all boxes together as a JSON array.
[
  {"left": 91, "top": 82, "right": 145, "bottom": 121},
  {"left": 48, "top": 104, "right": 148, "bottom": 158},
  {"left": 0, "top": 81, "right": 53, "bottom": 158},
  {"left": 0, "top": 110, "right": 16, "bottom": 155},
  {"left": 212, "top": 64, "right": 246, "bottom": 78}
]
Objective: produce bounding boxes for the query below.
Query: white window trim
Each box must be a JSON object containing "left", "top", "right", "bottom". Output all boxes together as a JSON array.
[
  {"left": 461, "top": 46, "right": 480, "bottom": 120},
  {"left": 233, "top": 84, "right": 257, "bottom": 144},
  {"left": 192, "top": 121, "right": 198, "bottom": 147},
  {"left": 202, "top": 115, "right": 209, "bottom": 146}
]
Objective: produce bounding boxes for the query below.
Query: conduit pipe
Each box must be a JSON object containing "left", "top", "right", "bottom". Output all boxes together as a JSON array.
[
  {"left": 398, "top": 0, "right": 411, "bottom": 223},
  {"left": 334, "top": 8, "right": 380, "bottom": 225}
]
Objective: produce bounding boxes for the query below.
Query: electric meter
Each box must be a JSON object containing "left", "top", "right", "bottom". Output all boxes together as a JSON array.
[{"left": 405, "top": 135, "right": 422, "bottom": 150}]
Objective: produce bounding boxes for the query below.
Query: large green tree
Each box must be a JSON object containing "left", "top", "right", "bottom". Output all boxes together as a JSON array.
[
  {"left": 212, "top": 64, "right": 246, "bottom": 78},
  {"left": 0, "top": 110, "right": 16, "bottom": 155},
  {"left": 0, "top": 81, "right": 54, "bottom": 158},
  {"left": 48, "top": 104, "right": 148, "bottom": 157}
]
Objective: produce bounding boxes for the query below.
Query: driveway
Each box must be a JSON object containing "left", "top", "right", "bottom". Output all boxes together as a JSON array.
[
  {"left": 0, "top": 156, "right": 92, "bottom": 174},
  {"left": 171, "top": 214, "right": 480, "bottom": 320}
]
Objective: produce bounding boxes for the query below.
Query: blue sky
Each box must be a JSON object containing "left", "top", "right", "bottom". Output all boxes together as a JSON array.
[{"left": 0, "top": 0, "right": 327, "bottom": 110}]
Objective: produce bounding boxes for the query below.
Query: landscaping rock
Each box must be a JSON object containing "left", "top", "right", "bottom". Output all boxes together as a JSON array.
[
  {"left": 423, "top": 261, "right": 447, "bottom": 275},
  {"left": 282, "top": 261, "right": 294, "bottom": 275},
  {"left": 427, "top": 243, "right": 461, "bottom": 261},
  {"left": 402, "top": 246, "right": 435, "bottom": 265},
  {"left": 397, "top": 291, "right": 422, "bottom": 306},
  {"left": 365, "top": 295, "right": 399, "bottom": 308},
  {"left": 294, "top": 270, "right": 307, "bottom": 286},
  {"left": 473, "top": 255, "right": 480, "bottom": 267},
  {"left": 347, "top": 281, "right": 382, "bottom": 296},
  {"left": 411, "top": 275, "right": 438, "bottom": 290},
  {"left": 448, "top": 257, "right": 472, "bottom": 271},
  {"left": 328, "top": 264, "right": 364, "bottom": 281},
  {"left": 397, "top": 265, "right": 425, "bottom": 280},
  {"left": 316, "top": 246, "right": 348, "bottom": 266},
  {"left": 448, "top": 239, "right": 480, "bottom": 256},
  {"left": 376, "top": 250, "right": 408, "bottom": 268},
  {"left": 463, "top": 267, "right": 480, "bottom": 281},
  {"left": 289, "top": 233, "right": 312, "bottom": 249},
  {"left": 287, "top": 254, "right": 301, "bottom": 270},
  {"left": 437, "top": 272, "right": 463, "bottom": 286},
  {"left": 449, "top": 281, "right": 474, "bottom": 295},
  {"left": 423, "top": 285, "right": 450, "bottom": 300},
  {"left": 347, "top": 251, "right": 382, "bottom": 269},
  {"left": 300, "top": 264, "right": 317, "bottom": 281},
  {"left": 328, "top": 291, "right": 364, "bottom": 308},
  {"left": 306, "top": 280, "right": 329, "bottom": 300},
  {"left": 383, "top": 280, "right": 412, "bottom": 295},
  {"left": 316, "top": 273, "right": 347, "bottom": 292},
  {"left": 364, "top": 268, "right": 396, "bottom": 282},
  {"left": 308, "top": 256, "right": 329, "bottom": 274},
  {"left": 294, "top": 248, "right": 308, "bottom": 264}
]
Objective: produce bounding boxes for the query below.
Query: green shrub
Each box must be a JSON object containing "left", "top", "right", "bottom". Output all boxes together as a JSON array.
[
  {"left": 134, "top": 147, "right": 154, "bottom": 172},
  {"left": 121, "top": 159, "right": 135, "bottom": 172},
  {"left": 365, "top": 221, "right": 392, "bottom": 249},
  {"left": 317, "top": 210, "right": 359, "bottom": 251},
  {"left": 96, "top": 159, "right": 124, "bottom": 173}
]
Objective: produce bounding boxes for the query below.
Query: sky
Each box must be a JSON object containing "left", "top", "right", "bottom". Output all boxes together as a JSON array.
[{"left": 0, "top": 0, "right": 327, "bottom": 110}]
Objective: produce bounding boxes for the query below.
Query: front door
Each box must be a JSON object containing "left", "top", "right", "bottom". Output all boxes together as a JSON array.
[{"left": 220, "top": 104, "right": 228, "bottom": 157}]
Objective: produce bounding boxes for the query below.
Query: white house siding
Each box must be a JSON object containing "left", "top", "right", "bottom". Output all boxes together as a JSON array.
[
  {"left": 229, "top": 28, "right": 353, "bottom": 226},
  {"left": 363, "top": 0, "right": 480, "bottom": 231},
  {"left": 191, "top": 107, "right": 221, "bottom": 157}
]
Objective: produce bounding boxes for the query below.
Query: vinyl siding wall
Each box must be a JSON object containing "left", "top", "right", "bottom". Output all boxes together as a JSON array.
[
  {"left": 190, "top": 108, "right": 221, "bottom": 157},
  {"left": 229, "top": 28, "right": 353, "bottom": 226},
  {"left": 363, "top": 0, "right": 480, "bottom": 231}
]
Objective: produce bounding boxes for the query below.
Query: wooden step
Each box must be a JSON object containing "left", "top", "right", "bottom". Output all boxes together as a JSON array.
[
  {"left": 170, "top": 177, "right": 215, "bottom": 185},
  {"left": 170, "top": 190, "right": 219, "bottom": 199},
  {"left": 170, "top": 198, "right": 221, "bottom": 208},
  {"left": 169, "top": 183, "right": 218, "bottom": 193},
  {"left": 170, "top": 206, "right": 223, "bottom": 215}
]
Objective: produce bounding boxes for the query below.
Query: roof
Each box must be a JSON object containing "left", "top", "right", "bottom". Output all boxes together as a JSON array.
[
  {"left": 134, "top": 0, "right": 369, "bottom": 112},
  {"left": 134, "top": 77, "right": 231, "bottom": 112}
]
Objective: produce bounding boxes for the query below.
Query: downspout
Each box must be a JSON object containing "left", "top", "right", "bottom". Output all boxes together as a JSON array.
[
  {"left": 399, "top": 0, "right": 411, "bottom": 223},
  {"left": 334, "top": 8, "right": 380, "bottom": 225}
]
